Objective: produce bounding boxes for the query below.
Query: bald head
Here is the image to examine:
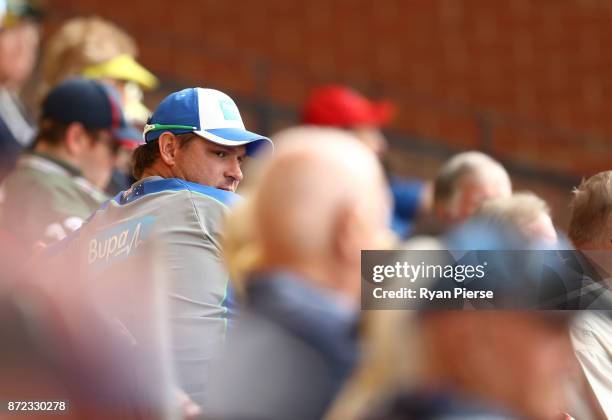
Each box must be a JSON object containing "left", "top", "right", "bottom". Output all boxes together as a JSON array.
[
  {"left": 434, "top": 151, "right": 511, "bottom": 222},
  {"left": 252, "top": 127, "right": 391, "bottom": 296}
]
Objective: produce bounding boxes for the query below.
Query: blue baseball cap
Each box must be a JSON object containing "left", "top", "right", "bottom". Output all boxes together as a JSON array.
[
  {"left": 143, "top": 87, "right": 273, "bottom": 156},
  {"left": 42, "top": 78, "right": 139, "bottom": 144}
]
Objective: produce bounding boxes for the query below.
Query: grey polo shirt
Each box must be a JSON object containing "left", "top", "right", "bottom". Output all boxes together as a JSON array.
[{"left": 54, "top": 175, "right": 240, "bottom": 406}]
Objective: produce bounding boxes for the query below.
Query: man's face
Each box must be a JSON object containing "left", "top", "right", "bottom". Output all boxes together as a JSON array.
[
  {"left": 447, "top": 312, "right": 573, "bottom": 419},
  {"left": 79, "top": 130, "right": 119, "bottom": 189},
  {"left": 452, "top": 174, "right": 512, "bottom": 221},
  {"left": 173, "top": 136, "right": 246, "bottom": 192},
  {"left": 0, "top": 21, "right": 39, "bottom": 89}
]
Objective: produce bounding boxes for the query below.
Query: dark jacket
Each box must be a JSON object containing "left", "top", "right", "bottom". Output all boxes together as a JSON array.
[{"left": 206, "top": 271, "right": 359, "bottom": 420}]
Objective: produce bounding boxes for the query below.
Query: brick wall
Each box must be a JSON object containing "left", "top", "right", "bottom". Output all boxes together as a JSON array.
[{"left": 43, "top": 0, "right": 612, "bottom": 229}]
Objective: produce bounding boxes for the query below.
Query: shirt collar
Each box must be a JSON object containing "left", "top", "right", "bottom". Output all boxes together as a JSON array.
[{"left": 27, "top": 151, "right": 83, "bottom": 177}]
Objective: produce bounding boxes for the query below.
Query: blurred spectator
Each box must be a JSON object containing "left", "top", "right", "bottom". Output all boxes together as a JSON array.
[
  {"left": 568, "top": 170, "right": 612, "bottom": 251},
  {"left": 328, "top": 220, "right": 588, "bottom": 419},
  {"left": 0, "top": 252, "right": 174, "bottom": 419},
  {"left": 356, "top": 225, "right": 576, "bottom": 419},
  {"left": 362, "top": 311, "right": 575, "bottom": 420},
  {"left": 40, "top": 16, "right": 158, "bottom": 125},
  {"left": 48, "top": 87, "right": 271, "bottom": 408},
  {"left": 301, "top": 85, "right": 431, "bottom": 239},
  {"left": 40, "top": 16, "right": 159, "bottom": 193},
  {"left": 420, "top": 150, "right": 512, "bottom": 234},
  {"left": 476, "top": 191, "right": 558, "bottom": 246},
  {"left": 206, "top": 127, "right": 392, "bottom": 419},
  {"left": 0, "top": 78, "right": 130, "bottom": 250},
  {"left": 567, "top": 170, "right": 612, "bottom": 418},
  {"left": 0, "top": 0, "right": 42, "bottom": 181}
]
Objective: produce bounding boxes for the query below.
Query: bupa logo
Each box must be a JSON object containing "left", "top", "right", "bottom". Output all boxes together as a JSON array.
[
  {"left": 88, "top": 215, "right": 156, "bottom": 266},
  {"left": 219, "top": 99, "right": 240, "bottom": 121}
]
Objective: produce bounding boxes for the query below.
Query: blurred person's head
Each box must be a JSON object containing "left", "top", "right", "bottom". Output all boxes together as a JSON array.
[
  {"left": 476, "top": 192, "right": 557, "bottom": 245},
  {"left": 133, "top": 87, "right": 272, "bottom": 192},
  {"left": 251, "top": 126, "right": 392, "bottom": 302},
  {"left": 0, "top": 0, "right": 42, "bottom": 91},
  {"left": 568, "top": 170, "right": 612, "bottom": 250},
  {"left": 34, "top": 78, "right": 135, "bottom": 188},
  {"left": 40, "top": 16, "right": 158, "bottom": 124},
  {"left": 301, "top": 85, "right": 394, "bottom": 157},
  {"left": 434, "top": 151, "right": 512, "bottom": 223},
  {"left": 419, "top": 311, "right": 573, "bottom": 419}
]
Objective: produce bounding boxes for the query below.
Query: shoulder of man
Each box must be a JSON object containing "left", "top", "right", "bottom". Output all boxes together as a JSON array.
[
  {"left": 5, "top": 155, "right": 106, "bottom": 206},
  {"left": 114, "top": 177, "right": 240, "bottom": 208},
  {"left": 121, "top": 178, "right": 241, "bottom": 233},
  {"left": 174, "top": 178, "right": 240, "bottom": 208},
  {"left": 94, "top": 177, "right": 241, "bottom": 250},
  {"left": 176, "top": 179, "right": 241, "bottom": 240},
  {"left": 2, "top": 157, "right": 107, "bottom": 246}
]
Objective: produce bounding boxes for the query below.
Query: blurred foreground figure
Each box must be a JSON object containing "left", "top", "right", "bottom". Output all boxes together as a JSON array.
[
  {"left": 567, "top": 170, "right": 612, "bottom": 418},
  {"left": 0, "top": 229, "right": 173, "bottom": 419},
  {"left": 0, "top": 78, "right": 132, "bottom": 250},
  {"left": 426, "top": 151, "right": 511, "bottom": 234},
  {"left": 329, "top": 222, "right": 574, "bottom": 420},
  {"left": 362, "top": 311, "right": 575, "bottom": 420},
  {"left": 206, "top": 127, "right": 391, "bottom": 420},
  {"left": 50, "top": 87, "right": 271, "bottom": 408},
  {"left": 301, "top": 85, "right": 430, "bottom": 238},
  {"left": 0, "top": 0, "right": 42, "bottom": 180},
  {"left": 0, "top": 292, "right": 170, "bottom": 419}
]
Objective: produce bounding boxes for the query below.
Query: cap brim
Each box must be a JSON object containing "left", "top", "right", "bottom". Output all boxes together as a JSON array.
[
  {"left": 194, "top": 128, "right": 274, "bottom": 156},
  {"left": 82, "top": 54, "right": 159, "bottom": 90},
  {"left": 370, "top": 100, "right": 395, "bottom": 126}
]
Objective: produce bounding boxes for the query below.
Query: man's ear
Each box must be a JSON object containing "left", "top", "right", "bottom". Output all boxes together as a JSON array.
[
  {"left": 158, "top": 132, "right": 179, "bottom": 166},
  {"left": 64, "top": 122, "right": 88, "bottom": 156},
  {"left": 334, "top": 204, "right": 365, "bottom": 264}
]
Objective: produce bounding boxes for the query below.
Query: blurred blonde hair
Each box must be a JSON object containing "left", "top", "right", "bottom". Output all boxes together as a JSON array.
[
  {"left": 221, "top": 196, "right": 263, "bottom": 297},
  {"left": 476, "top": 191, "right": 551, "bottom": 226},
  {"left": 325, "top": 310, "right": 422, "bottom": 420},
  {"left": 325, "top": 237, "right": 442, "bottom": 420},
  {"left": 39, "top": 16, "right": 137, "bottom": 98}
]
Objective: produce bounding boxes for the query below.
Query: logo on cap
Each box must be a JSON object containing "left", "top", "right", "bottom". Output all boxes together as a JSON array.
[{"left": 220, "top": 100, "right": 240, "bottom": 121}]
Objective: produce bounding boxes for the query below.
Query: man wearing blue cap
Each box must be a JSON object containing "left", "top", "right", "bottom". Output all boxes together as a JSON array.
[
  {"left": 0, "top": 78, "right": 133, "bottom": 251},
  {"left": 51, "top": 87, "right": 272, "bottom": 407}
]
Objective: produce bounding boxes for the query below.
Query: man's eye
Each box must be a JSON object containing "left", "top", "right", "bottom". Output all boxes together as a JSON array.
[{"left": 215, "top": 151, "right": 228, "bottom": 158}]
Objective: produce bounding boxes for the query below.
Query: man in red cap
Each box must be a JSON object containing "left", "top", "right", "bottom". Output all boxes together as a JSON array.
[{"left": 302, "top": 85, "right": 431, "bottom": 239}]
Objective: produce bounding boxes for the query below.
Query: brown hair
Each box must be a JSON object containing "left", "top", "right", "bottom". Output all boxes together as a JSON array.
[
  {"left": 568, "top": 171, "right": 612, "bottom": 247},
  {"left": 131, "top": 133, "right": 198, "bottom": 180},
  {"left": 35, "top": 119, "right": 103, "bottom": 147}
]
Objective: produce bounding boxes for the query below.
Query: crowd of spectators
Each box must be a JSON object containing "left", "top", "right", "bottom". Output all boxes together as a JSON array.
[{"left": 0, "top": 2, "right": 610, "bottom": 419}]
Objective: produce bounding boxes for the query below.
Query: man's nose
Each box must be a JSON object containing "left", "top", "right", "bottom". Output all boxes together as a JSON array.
[{"left": 226, "top": 158, "right": 243, "bottom": 182}]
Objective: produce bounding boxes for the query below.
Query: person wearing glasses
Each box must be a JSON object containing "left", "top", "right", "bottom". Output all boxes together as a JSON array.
[{"left": 0, "top": 78, "right": 133, "bottom": 251}]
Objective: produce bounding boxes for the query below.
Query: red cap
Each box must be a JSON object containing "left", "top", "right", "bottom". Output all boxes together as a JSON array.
[{"left": 301, "top": 85, "right": 395, "bottom": 127}]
